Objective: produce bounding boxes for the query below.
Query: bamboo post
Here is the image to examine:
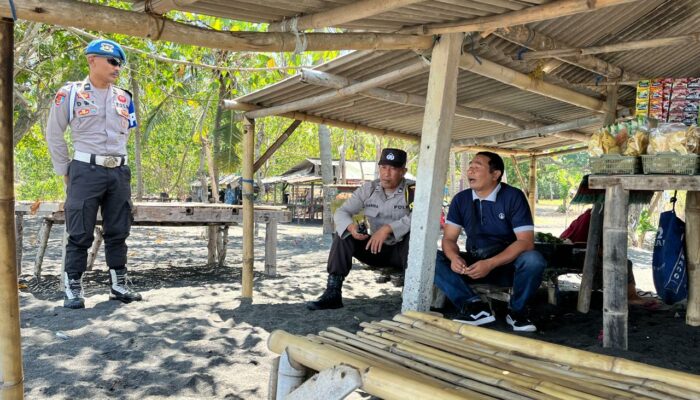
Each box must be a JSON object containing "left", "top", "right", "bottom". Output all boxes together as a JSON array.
[
  {"left": 577, "top": 202, "right": 604, "bottom": 313},
  {"left": 86, "top": 226, "right": 103, "bottom": 271},
  {"left": 0, "top": 17, "right": 24, "bottom": 400},
  {"left": 686, "top": 191, "right": 700, "bottom": 326},
  {"left": 602, "top": 184, "right": 629, "bottom": 349},
  {"left": 264, "top": 219, "right": 277, "bottom": 276},
  {"left": 33, "top": 218, "right": 53, "bottom": 277},
  {"left": 402, "top": 33, "right": 463, "bottom": 312},
  {"left": 242, "top": 118, "right": 255, "bottom": 298},
  {"left": 318, "top": 125, "right": 334, "bottom": 235},
  {"left": 0, "top": 0, "right": 434, "bottom": 52},
  {"left": 527, "top": 155, "right": 536, "bottom": 219},
  {"left": 14, "top": 214, "right": 22, "bottom": 276}
]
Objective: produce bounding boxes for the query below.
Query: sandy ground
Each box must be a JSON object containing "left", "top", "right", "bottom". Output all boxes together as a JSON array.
[{"left": 16, "top": 205, "right": 699, "bottom": 399}]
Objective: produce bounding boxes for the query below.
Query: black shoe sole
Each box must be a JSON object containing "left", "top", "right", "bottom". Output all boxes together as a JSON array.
[
  {"left": 109, "top": 294, "right": 142, "bottom": 304},
  {"left": 63, "top": 301, "right": 85, "bottom": 309}
]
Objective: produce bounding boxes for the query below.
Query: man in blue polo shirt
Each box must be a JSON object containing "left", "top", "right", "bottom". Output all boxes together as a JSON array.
[{"left": 434, "top": 151, "right": 546, "bottom": 331}]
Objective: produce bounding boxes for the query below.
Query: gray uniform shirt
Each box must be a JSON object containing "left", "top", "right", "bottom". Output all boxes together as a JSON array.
[
  {"left": 46, "top": 77, "right": 133, "bottom": 175},
  {"left": 334, "top": 178, "right": 414, "bottom": 245}
]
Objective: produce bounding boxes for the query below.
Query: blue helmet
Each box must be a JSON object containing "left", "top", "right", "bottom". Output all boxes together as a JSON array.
[{"left": 84, "top": 39, "right": 126, "bottom": 62}]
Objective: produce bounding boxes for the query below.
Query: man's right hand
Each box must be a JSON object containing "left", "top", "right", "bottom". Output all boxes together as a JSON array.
[
  {"left": 449, "top": 255, "right": 470, "bottom": 275},
  {"left": 63, "top": 175, "right": 69, "bottom": 186},
  {"left": 347, "top": 223, "right": 370, "bottom": 241}
]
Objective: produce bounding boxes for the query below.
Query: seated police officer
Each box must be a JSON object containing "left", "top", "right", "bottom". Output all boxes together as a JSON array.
[
  {"left": 307, "top": 148, "right": 414, "bottom": 310},
  {"left": 46, "top": 39, "right": 142, "bottom": 309},
  {"left": 434, "top": 152, "right": 546, "bottom": 331}
]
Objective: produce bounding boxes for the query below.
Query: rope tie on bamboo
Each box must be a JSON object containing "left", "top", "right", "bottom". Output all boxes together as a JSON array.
[
  {"left": 6, "top": 0, "right": 17, "bottom": 21},
  {"left": 281, "top": 16, "right": 307, "bottom": 55},
  {"left": 146, "top": 13, "right": 167, "bottom": 41}
]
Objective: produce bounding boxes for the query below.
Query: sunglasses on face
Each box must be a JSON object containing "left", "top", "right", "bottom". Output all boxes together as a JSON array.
[{"left": 104, "top": 57, "right": 123, "bottom": 67}]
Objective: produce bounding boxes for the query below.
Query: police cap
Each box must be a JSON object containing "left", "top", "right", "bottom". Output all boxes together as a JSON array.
[
  {"left": 378, "top": 148, "right": 407, "bottom": 168},
  {"left": 84, "top": 39, "right": 126, "bottom": 63}
]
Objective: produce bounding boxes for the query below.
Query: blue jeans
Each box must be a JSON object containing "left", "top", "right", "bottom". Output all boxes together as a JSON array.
[{"left": 434, "top": 249, "right": 546, "bottom": 313}]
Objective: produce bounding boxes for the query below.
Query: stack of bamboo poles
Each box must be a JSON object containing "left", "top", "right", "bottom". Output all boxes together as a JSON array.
[{"left": 267, "top": 311, "right": 700, "bottom": 400}]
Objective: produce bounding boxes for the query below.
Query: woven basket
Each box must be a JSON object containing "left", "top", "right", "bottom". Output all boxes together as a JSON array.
[
  {"left": 590, "top": 155, "right": 641, "bottom": 175},
  {"left": 641, "top": 154, "right": 699, "bottom": 175}
]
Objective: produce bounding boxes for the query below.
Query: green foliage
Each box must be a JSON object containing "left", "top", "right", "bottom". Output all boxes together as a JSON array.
[{"left": 636, "top": 209, "right": 657, "bottom": 235}]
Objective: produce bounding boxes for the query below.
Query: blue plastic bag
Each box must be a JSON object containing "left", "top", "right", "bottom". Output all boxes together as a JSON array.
[{"left": 652, "top": 211, "right": 688, "bottom": 304}]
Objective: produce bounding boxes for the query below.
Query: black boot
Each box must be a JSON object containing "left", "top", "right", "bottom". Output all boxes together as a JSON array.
[
  {"left": 63, "top": 272, "right": 85, "bottom": 309},
  {"left": 109, "top": 268, "right": 143, "bottom": 303},
  {"left": 307, "top": 274, "right": 344, "bottom": 310}
]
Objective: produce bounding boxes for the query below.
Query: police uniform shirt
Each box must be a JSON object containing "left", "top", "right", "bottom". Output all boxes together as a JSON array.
[
  {"left": 46, "top": 77, "right": 135, "bottom": 175},
  {"left": 446, "top": 183, "right": 534, "bottom": 249},
  {"left": 334, "top": 178, "right": 414, "bottom": 245}
]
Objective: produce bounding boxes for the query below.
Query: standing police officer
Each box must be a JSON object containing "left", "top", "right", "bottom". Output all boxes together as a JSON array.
[
  {"left": 46, "top": 39, "right": 142, "bottom": 309},
  {"left": 307, "top": 148, "right": 414, "bottom": 310}
]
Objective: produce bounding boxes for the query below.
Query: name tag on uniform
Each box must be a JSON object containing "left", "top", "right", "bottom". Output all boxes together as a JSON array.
[{"left": 76, "top": 107, "right": 98, "bottom": 117}]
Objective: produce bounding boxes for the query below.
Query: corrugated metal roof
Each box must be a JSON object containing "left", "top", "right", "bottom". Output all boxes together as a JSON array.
[{"left": 135, "top": 0, "right": 700, "bottom": 152}]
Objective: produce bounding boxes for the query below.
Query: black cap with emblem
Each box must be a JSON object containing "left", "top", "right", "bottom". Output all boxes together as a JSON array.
[{"left": 378, "top": 148, "right": 407, "bottom": 168}]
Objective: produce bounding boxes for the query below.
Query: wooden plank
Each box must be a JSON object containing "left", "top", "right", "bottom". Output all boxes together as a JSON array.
[
  {"left": 207, "top": 225, "right": 218, "bottom": 265},
  {"left": 286, "top": 365, "right": 362, "bottom": 400},
  {"left": 577, "top": 202, "right": 603, "bottom": 313},
  {"left": 218, "top": 225, "right": 229, "bottom": 267},
  {"left": 589, "top": 175, "right": 700, "bottom": 191},
  {"left": 687, "top": 191, "right": 700, "bottom": 326},
  {"left": 602, "top": 184, "right": 629, "bottom": 350},
  {"left": 402, "top": 33, "right": 464, "bottom": 312},
  {"left": 254, "top": 120, "right": 301, "bottom": 173},
  {"left": 265, "top": 219, "right": 277, "bottom": 276}
]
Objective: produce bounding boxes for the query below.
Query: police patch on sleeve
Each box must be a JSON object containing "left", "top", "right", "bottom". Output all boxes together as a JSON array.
[
  {"left": 54, "top": 92, "right": 66, "bottom": 106},
  {"left": 128, "top": 101, "right": 138, "bottom": 129}
]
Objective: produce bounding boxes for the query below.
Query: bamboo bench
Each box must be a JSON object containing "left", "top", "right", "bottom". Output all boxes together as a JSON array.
[{"left": 267, "top": 311, "right": 700, "bottom": 400}]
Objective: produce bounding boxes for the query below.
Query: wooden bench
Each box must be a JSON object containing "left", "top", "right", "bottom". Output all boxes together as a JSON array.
[{"left": 15, "top": 201, "right": 290, "bottom": 277}]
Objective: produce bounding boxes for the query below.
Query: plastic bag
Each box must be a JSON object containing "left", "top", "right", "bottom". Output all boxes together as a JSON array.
[{"left": 651, "top": 210, "right": 688, "bottom": 305}]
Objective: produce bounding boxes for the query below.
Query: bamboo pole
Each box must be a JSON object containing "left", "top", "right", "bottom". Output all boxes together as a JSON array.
[
  {"left": 132, "top": 0, "right": 198, "bottom": 14},
  {"left": 244, "top": 61, "right": 429, "bottom": 119},
  {"left": 528, "top": 156, "right": 537, "bottom": 219},
  {"left": 360, "top": 322, "right": 638, "bottom": 400},
  {"left": 524, "top": 32, "right": 700, "bottom": 60},
  {"left": 459, "top": 54, "right": 607, "bottom": 113},
  {"left": 0, "top": 17, "right": 24, "bottom": 400},
  {"left": 402, "top": 312, "right": 700, "bottom": 393},
  {"left": 686, "top": 191, "right": 700, "bottom": 326},
  {"left": 383, "top": 317, "right": 682, "bottom": 400},
  {"left": 300, "top": 68, "right": 531, "bottom": 130},
  {"left": 0, "top": 0, "right": 434, "bottom": 52},
  {"left": 455, "top": 116, "right": 601, "bottom": 147},
  {"left": 399, "top": 0, "right": 638, "bottom": 35},
  {"left": 253, "top": 120, "right": 301, "bottom": 173},
  {"left": 494, "top": 25, "right": 641, "bottom": 82},
  {"left": 318, "top": 330, "right": 527, "bottom": 400},
  {"left": 577, "top": 202, "right": 604, "bottom": 313},
  {"left": 241, "top": 118, "right": 255, "bottom": 298},
  {"left": 267, "top": 330, "right": 476, "bottom": 400},
  {"left": 454, "top": 145, "right": 533, "bottom": 156},
  {"left": 223, "top": 100, "right": 418, "bottom": 142},
  {"left": 267, "top": 0, "right": 424, "bottom": 32}
]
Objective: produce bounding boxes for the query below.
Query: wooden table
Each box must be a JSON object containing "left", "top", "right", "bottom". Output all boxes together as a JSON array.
[
  {"left": 589, "top": 175, "right": 700, "bottom": 350},
  {"left": 15, "top": 201, "right": 291, "bottom": 277}
]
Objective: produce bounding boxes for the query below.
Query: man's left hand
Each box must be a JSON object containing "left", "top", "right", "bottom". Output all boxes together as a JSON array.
[
  {"left": 366, "top": 225, "right": 392, "bottom": 254},
  {"left": 465, "top": 259, "right": 495, "bottom": 279}
]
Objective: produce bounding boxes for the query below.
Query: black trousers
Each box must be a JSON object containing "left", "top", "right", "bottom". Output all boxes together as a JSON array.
[
  {"left": 327, "top": 234, "right": 410, "bottom": 277},
  {"left": 64, "top": 160, "right": 132, "bottom": 277}
]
